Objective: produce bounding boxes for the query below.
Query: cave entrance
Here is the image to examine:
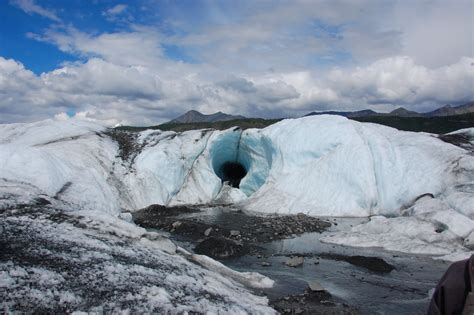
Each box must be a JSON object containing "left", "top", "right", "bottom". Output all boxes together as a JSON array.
[{"left": 219, "top": 162, "right": 247, "bottom": 188}]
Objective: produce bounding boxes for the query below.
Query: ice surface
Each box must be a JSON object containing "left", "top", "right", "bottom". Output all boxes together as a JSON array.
[
  {"left": 177, "top": 247, "right": 275, "bottom": 289},
  {"left": 321, "top": 215, "right": 469, "bottom": 256},
  {"left": 0, "top": 206, "right": 275, "bottom": 313},
  {"left": 1, "top": 117, "right": 473, "bottom": 259},
  {"left": 0, "top": 119, "right": 120, "bottom": 214}
]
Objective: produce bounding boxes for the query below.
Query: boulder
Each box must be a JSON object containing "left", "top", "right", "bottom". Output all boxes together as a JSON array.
[
  {"left": 285, "top": 256, "right": 304, "bottom": 267},
  {"left": 204, "top": 227, "right": 213, "bottom": 236},
  {"left": 308, "top": 280, "right": 325, "bottom": 292}
]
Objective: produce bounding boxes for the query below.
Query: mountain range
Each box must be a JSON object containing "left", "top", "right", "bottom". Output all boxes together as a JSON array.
[
  {"left": 305, "top": 102, "right": 474, "bottom": 118},
  {"left": 169, "top": 102, "right": 474, "bottom": 125},
  {"left": 168, "top": 110, "right": 246, "bottom": 124}
]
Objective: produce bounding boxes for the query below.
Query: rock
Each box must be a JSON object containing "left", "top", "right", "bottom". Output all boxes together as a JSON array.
[
  {"left": 118, "top": 212, "right": 133, "bottom": 222},
  {"left": 308, "top": 280, "right": 325, "bottom": 292},
  {"left": 464, "top": 231, "right": 474, "bottom": 249},
  {"left": 319, "top": 253, "right": 395, "bottom": 273},
  {"left": 204, "top": 227, "right": 213, "bottom": 236},
  {"left": 261, "top": 261, "right": 272, "bottom": 267},
  {"left": 194, "top": 237, "right": 245, "bottom": 259},
  {"left": 229, "top": 230, "right": 241, "bottom": 237},
  {"left": 143, "top": 231, "right": 164, "bottom": 240},
  {"left": 172, "top": 221, "right": 182, "bottom": 229},
  {"left": 138, "top": 236, "right": 177, "bottom": 254},
  {"left": 285, "top": 256, "right": 304, "bottom": 267},
  {"left": 296, "top": 212, "right": 306, "bottom": 219}
]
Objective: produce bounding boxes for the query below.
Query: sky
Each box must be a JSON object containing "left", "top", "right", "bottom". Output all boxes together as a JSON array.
[{"left": 0, "top": 0, "right": 473, "bottom": 126}]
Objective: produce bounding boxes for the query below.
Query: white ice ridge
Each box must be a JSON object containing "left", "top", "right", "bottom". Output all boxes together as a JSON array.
[{"left": 0, "top": 117, "right": 473, "bottom": 258}]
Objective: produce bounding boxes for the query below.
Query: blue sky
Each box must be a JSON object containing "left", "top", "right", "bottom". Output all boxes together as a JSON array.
[
  {"left": 0, "top": 0, "right": 472, "bottom": 125},
  {"left": 1, "top": 0, "right": 159, "bottom": 73}
]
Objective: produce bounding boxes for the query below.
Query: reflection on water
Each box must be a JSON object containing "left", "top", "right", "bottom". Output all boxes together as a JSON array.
[
  {"left": 225, "top": 217, "right": 450, "bottom": 315},
  {"left": 157, "top": 207, "right": 450, "bottom": 314}
]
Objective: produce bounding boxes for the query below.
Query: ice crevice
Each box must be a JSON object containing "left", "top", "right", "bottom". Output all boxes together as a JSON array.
[{"left": 172, "top": 130, "right": 213, "bottom": 202}]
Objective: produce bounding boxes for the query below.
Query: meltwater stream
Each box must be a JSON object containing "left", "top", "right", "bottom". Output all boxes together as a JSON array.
[{"left": 165, "top": 206, "right": 451, "bottom": 315}]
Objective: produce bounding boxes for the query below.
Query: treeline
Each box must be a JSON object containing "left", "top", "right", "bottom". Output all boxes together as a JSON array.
[{"left": 115, "top": 113, "right": 474, "bottom": 134}]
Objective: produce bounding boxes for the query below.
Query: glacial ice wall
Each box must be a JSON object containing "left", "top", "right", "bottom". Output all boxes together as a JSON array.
[
  {"left": 243, "top": 116, "right": 474, "bottom": 218},
  {"left": 1, "top": 116, "right": 473, "bottom": 218},
  {"left": 1, "top": 116, "right": 473, "bottom": 258}
]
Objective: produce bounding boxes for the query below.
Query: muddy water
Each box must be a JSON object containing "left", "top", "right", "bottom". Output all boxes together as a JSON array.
[
  {"left": 145, "top": 206, "right": 450, "bottom": 314},
  {"left": 225, "top": 218, "right": 450, "bottom": 315}
]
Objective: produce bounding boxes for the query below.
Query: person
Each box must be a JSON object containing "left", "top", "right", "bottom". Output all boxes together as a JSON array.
[{"left": 428, "top": 254, "right": 473, "bottom": 314}]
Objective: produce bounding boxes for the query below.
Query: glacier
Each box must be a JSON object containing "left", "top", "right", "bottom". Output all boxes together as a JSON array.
[
  {"left": 0, "top": 205, "right": 275, "bottom": 313},
  {"left": 1, "top": 115, "right": 473, "bottom": 260}
]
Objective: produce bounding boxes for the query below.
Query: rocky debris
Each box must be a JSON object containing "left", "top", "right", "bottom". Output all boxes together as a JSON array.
[
  {"left": 194, "top": 237, "right": 246, "bottom": 259},
  {"left": 438, "top": 133, "right": 474, "bottom": 151},
  {"left": 308, "top": 280, "right": 325, "bottom": 292},
  {"left": 270, "top": 288, "right": 358, "bottom": 315},
  {"left": 132, "top": 205, "right": 331, "bottom": 259},
  {"left": 133, "top": 205, "right": 331, "bottom": 244},
  {"left": 285, "top": 256, "right": 304, "bottom": 268},
  {"left": 172, "top": 221, "right": 183, "bottom": 229},
  {"left": 229, "top": 230, "right": 241, "bottom": 237},
  {"left": 118, "top": 212, "right": 133, "bottom": 222},
  {"left": 105, "top": 129, "right": 141, "bottom": 162},
  {"left": 319, "top": 254, "right": 395, "bottom": 273}
]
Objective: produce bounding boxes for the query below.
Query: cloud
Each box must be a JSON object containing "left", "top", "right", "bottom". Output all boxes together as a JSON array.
[
  {"left": 29, "top": 26, "right": 166, "bottom": 67},
  {"left": 42, "top": 58, "right": 163, "bottom": 100},
  {"left": 159, "top": 0, "right": 471, "bottom": 71},
  {"left": 1, "top": 54, "right": 472, "bottom": 126},
  {"left": 1, "top": 1, "right": 473, "bottom": 124},
  {"left": 391, "top": 0, "right": 473, "bottom": 67},
  {"left": 327, "top": 56, "right": 474, "bottom": 107},
  {"left": 10, "top": 0, "right": 60, "bottom": 22},
  {"left": 104, "top": 4, "right": 127, "bottom": 16},
  {"left": 218, "top": 76, "right": 257, "bottom": 93},
  {"left": 0, "top": 57, "right": 64, "bottom": 123},
  {"left": 102, "top": 4, "right": 132, "bottom": 23}
]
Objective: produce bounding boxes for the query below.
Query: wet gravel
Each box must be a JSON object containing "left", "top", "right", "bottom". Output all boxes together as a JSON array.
[
  {"left": 270, "top": 288, "right": 358, "bottom": 315},
  {"left": 132, "top": 205, "right": 370, "bottom": 313},
  {"left": 132, "top": 204, "right": 331, "bottom": 254},
  {"left": 132, "top": 205, "right": 450, "bottom": 314}
]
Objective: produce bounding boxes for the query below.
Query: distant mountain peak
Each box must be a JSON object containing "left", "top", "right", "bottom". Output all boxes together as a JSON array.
[
  {"left": 305, "top": 101, "right": 474, "bottom": 119},
  {"left": 425, "top": 102, "right": 474, "bottom": 117},
  {"left": 390, "top": 107, "right": 408, "bottom": 113},
  {"left": 169, "top": 110, "right": 246, "bottom": 124},
  {"left": 389, "top": 107, "right": 421, "bottom": 117}
]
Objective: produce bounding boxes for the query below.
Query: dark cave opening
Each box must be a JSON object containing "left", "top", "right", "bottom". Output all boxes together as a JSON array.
[{"left": 219, "top": 162, "right": 247, "bottom": 188}]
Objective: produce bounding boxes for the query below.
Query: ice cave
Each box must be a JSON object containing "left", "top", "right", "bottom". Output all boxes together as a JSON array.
[
  {"left": 208, "top": 129, "right": 273, "bottom": 197},
  {"left": 218, "top": 161, "right": 247, "bottom": 188},
  {"left": 210, "top": 130, "right": 251, "bottom": 189}
]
